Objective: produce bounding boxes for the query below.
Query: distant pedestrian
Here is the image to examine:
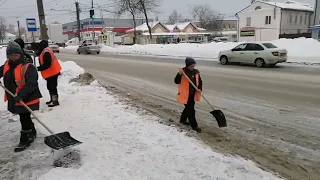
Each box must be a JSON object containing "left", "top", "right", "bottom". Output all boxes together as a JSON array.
[
  {"left": 0, "top": 41, "right": 42, "bottom": 152},
  {"left": 14, "top": 38, "right": 33, "bottom": 63},
  {"left": 36, "top": 40, "right": 62, "bottom": 107},
  {"left": 174, "top": 57, "right": 202, "bottom": 133}
]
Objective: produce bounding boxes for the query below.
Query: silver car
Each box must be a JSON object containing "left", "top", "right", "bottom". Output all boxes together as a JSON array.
[
  {"left": 49, "top": 42, "right": 60, "bottom": 53},
  {"left": 77, "top": 43, "right": 101, "bottom": 54},
  {"left": 218, "top": 42, "right": 287, "bottom": 67}
]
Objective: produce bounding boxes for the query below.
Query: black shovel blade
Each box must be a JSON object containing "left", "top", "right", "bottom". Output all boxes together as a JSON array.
[
  {"left": 44, "top": 131, "right": 82, "bottom": 150},
  {"left": 210, "top": 110, "right": 227, "bottom": 128}
]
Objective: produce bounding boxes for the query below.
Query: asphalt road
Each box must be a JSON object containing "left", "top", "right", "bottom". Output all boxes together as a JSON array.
[{"left": 57, "top": 51, "right": 320, "bottom": 180}]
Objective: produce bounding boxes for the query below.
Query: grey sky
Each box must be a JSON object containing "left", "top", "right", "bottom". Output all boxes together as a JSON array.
[{"left": 0, "top": 0, "right": 316, "bottom": 27}]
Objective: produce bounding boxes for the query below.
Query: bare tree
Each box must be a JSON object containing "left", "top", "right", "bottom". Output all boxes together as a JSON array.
[
  {"left": 8, "top": 24, "right": 15, "bottom": 34},
  {"left": 190, "top": 5, "right": 223, "bottom": 31},
  {"left": 19, "top": 27, "right": 26, "bottom": 35},
  {"left": 112, "top": 0, "right": 140, "bottom": 44},
  {"left": 137, "top": 0, "right": 161, "bottom": 40},
  {"left": 167, "top": 10, "right": 183, "bottom": 24},
  {"left": 0, "top": 17, "right": 7, "bottom": 43}
]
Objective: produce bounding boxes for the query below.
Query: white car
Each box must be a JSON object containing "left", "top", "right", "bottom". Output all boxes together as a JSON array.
[
  {"left": 218, "top": 42, "right": 287, "bottom": 67},
  {"left": 49, "top": 42, "right": 59, "bottom": 53}
]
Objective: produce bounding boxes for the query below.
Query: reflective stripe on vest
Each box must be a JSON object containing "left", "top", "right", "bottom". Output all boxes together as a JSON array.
[
  {"left": 3, "top": 61, "right": 40, "bottom": 106},
  {"left": 39, "top": 47, "right": 62, "bottom": 79},
  {"left": 176, "top": 73, "right": 201, "bottom": 104}
]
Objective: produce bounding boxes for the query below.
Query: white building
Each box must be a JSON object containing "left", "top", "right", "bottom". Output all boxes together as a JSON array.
[{"left": 236, "top": 0, "right": 314, "bottom": 41}]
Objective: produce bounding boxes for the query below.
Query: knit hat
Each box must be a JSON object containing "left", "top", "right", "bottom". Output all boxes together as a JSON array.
[
  {"left": 185, "top": 57, "right": 196, "bottom": 67},
  {"left": 14, "top": 38, "right": 25, "bottom": 50},
  {"left": 6, "top": 41, "right": 23, "bottom": 57}
]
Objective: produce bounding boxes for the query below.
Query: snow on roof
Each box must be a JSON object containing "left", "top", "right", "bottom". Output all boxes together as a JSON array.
[
  {"left": 127, "top": 21, "right": 163, "bottom": 32},
  {"left": 257, "top": 0, "right": 313, "bottom": 12},
  {"left": 175, "top": 22, "right": 191, "bottom": 30},
  {"left": 141, "top": 32, "right": 211, "bottom": 36},
  {"left": 165, "top": 24, "right": 177, "bottom": 31}
]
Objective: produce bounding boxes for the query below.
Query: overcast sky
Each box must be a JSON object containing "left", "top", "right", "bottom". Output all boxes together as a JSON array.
[{"left": 0, "top": 0, "right": 316, "bottom": 28}]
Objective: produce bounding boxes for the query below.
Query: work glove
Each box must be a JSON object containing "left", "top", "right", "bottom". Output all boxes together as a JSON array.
[{"left": 14, "top": 95, "right": 22, "bottom": 103}]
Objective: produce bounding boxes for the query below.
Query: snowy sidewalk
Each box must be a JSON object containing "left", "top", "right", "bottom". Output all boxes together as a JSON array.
[
  {"left": 63, "top": 38, "right": 320, "bottom": 65},
  {"left": 0, "top": 49, "right": 282, "bottom": 179}
]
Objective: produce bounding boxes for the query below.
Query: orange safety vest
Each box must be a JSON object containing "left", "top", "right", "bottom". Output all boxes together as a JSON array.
[
  {"left": 3, "top": 61, "right": 40, "bottom": 106},
  {"left": 177, "top": 73, "right": 201, "bottom": 104},
  {"left": 39, "top": 47, "right": 62, "bottom": 79}
]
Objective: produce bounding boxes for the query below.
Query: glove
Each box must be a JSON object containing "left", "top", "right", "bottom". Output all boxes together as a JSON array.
[{"left": 14, "top": 95, "right": 22, "bottom": 103}]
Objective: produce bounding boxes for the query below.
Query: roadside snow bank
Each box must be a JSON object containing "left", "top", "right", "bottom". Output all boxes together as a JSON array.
[
  {"left": 63, "top": 38, "right": 320, "bottom": 64},
  {"left": 0, "top": 48, "right": 282, "bottom": 179}
]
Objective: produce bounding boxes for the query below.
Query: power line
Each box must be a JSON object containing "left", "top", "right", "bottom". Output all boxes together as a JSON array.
[{"left": 0, "top": 0, "right": 9, "bottom": 8}]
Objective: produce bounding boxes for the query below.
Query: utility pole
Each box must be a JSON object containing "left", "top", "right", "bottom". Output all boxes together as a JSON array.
[
  {"left": 17, "top": 20, "right": 21, "bottom": 38},
  {"left": 36, "top": 0, "right": 49, "bottom": 40},
  {"left": 91, "top": 0, "right": 95, "bottom": 43},
  {"left": 75, "top": 1, "right": 81, "bottom": 43}
]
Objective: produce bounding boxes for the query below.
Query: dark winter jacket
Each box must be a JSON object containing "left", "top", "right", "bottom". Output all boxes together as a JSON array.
[
  {"left": 174, "top": 67, "right": 202, "bottom": 97},
  {"left": 0, "top": 42, "right": 42, "bottom": 114}
]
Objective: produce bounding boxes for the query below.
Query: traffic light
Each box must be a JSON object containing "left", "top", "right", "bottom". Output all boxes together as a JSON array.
[{"left": 90, "top": 9, "right": 95, "bottom": 18}]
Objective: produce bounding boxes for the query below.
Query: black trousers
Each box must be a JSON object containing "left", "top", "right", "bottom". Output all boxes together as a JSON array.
[
  {"left": 19, "top": 113, "right": 34, "bottom": 130},
  {"left": 46, "top": 74, "right": 59, "bottom": 95},
  {"left": 180, "top": 96, "right": 198, "bottom": 128}
]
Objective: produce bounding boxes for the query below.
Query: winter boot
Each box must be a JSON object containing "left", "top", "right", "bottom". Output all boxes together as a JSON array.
[
  {"left": 48, "top": 95, "right": 59, "bottom": 107},
  {"left": 46, "top": 95, "right": 53, "bottom": 105},
  {"left": 31, "top": 125, "right": 37, "bottom": 140},
  {"left": 192, "top": 127, "right": 202, "bottom": 133},
  {"left": 14, "top": 130, "right": 34, "bottom": 152},
  {"left": 179, "top": 119, "right": 190, "bottom": 125}
]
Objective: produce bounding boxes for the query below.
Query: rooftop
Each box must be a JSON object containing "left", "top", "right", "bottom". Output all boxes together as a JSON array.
[{"left": 258, "top": 0, "right": 313, "bottom": 12}]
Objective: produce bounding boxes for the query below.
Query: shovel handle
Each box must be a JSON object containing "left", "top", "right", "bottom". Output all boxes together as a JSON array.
[
  {"left": 0, "top": 83, "right": 55, "bottom": 135},
  {"left": 180, "top": 69, "right": 216, "bottom": 111}
]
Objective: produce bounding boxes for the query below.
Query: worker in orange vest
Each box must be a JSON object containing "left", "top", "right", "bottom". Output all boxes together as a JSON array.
[
  {"left": 0, "top": 41, "right": 42, "bottom": 152},
  {"left": 36, "top": 40, "right": 62, "bottom": 107},
  {"left": 174, "top": 57, "right": 202, "bottom": 133}
]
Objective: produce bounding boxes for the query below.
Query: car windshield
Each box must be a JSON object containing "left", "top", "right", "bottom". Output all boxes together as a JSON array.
[{"left": 262, "top": 43, "right": 277, "bottom": 49}]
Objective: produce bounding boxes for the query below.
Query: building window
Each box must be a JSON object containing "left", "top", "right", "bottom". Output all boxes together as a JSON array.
[
  {"left": 265, "top": 16, "right": 271, "bottom": 24},
  {"left": 246, "top": 17, "right": 251, "bottom": 26},
  {"left": 289, "top": 15, "right": 292, "bottom": 23},
  {"left": 305, "top": 13, "right": 308, "bottom": 24},
  {"left": 300, "top": 15, "right": 303, "bottom": 24},
  {"left": 295, "top": 15, "right": 298, "bottom": 23}
]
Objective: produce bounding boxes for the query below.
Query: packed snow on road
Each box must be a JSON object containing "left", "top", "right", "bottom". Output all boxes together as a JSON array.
[
  {"left": 63, "top": 38, "right": 320, "bottom": 65},
  {"left": 0, "top": 48, "right": 284, "bottom": 179}
]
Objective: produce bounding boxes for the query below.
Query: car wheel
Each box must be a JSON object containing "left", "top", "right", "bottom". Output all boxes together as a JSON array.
[
  {"left": 97, "top": 52, "right": 100, "bottom": 54},
  {"left": 255, "top": 58, "right": 265, "bottom": 68},
  {"left": 77, "top": 50, "right": 80, "bottom": 54},
  {"left": 85, "top": 50, "right": 89, "bottom": 54},
  {"left": 220, "top": 56, "right": 229, "bottom": 65}
]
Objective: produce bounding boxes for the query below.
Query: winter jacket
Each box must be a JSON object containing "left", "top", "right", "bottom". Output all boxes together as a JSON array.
[
  {"left": 174, "top": 67, "right": 203, "bottom": 98},
  {"left": 0, "top": 58, "right": 42, "bottom": 114}
]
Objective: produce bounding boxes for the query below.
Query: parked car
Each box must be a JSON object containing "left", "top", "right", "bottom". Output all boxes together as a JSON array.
[
  {"left": 77, "top": 43, "right": 101, "bottom": 54},
  {"left": 218, "top": 42, "right": 287, "bottom": 67},
  {"left": 49, "top": 42, "right": 60, "bottom": 53}
]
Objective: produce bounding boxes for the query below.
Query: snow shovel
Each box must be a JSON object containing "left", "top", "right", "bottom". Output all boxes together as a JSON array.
[
  {"left": 180, "top": 69, "right": 227, "bottom": 128},
  {"left": 0, "top": 83, "right": 82, "bottom": 150}
]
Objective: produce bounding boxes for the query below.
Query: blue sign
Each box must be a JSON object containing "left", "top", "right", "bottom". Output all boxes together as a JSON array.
[{"left": 26, "top": 18, "right": 37, "bottom": 32}]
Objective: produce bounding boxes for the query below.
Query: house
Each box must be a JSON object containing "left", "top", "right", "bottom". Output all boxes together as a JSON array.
[
  {"left": 236, "top": 0, "right": 314, "bottom": 42},
  {"left": 125, "top": 21, "right": 210, "bottom": 44}
]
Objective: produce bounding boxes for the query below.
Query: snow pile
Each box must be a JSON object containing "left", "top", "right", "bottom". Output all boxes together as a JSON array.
[
  {"left": 0, "top": 48, "right": 283, "bottom": 179},
  {"left": 63, "top": 38, "right": 320, "bottom": 64}
]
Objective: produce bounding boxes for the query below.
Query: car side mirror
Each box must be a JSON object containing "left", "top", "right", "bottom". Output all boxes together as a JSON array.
[{"left": 231, "top": 48, "right": 235, "bottom": 51}]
